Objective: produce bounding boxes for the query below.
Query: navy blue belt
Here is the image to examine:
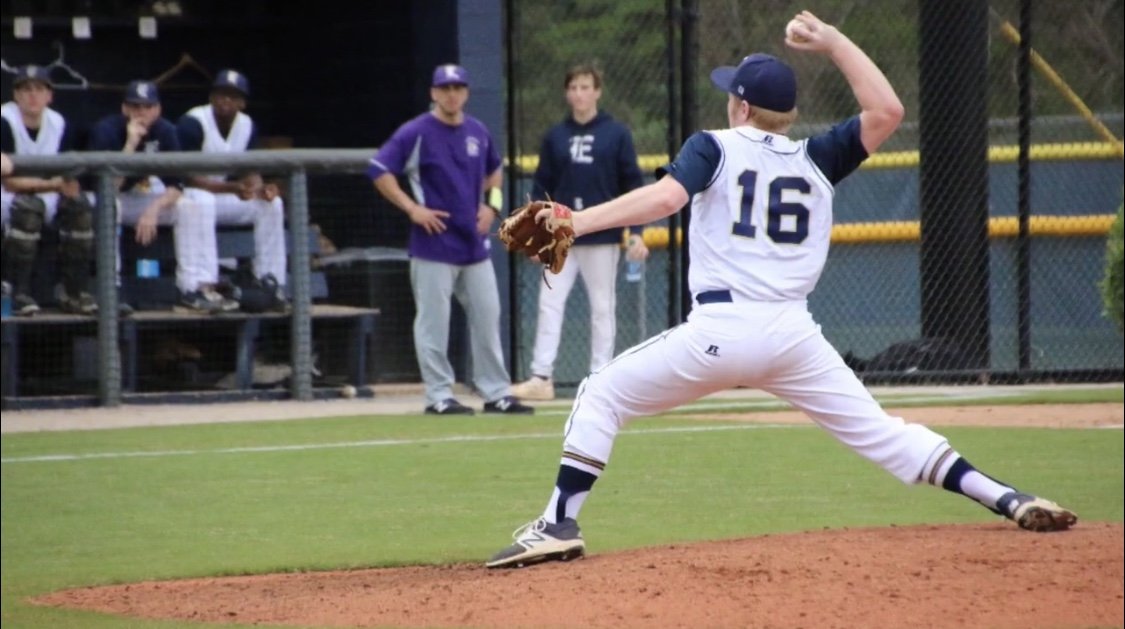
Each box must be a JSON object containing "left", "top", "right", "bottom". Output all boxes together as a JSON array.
[{"left": 696, "top": 290, "right": 733, "bottom": 304}]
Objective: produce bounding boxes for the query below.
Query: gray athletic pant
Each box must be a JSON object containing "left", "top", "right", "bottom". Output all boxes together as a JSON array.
[{"left": 410, "top": 257, "right": 513, "bottom": 405}]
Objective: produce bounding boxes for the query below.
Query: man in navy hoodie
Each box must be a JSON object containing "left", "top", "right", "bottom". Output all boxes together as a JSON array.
[{"left": 512, "top": 64, "right": 647, "bottom": 401}]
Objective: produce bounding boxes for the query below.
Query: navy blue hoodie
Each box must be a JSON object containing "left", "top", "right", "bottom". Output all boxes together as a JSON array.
[{"left": 532, "top": 111, "right": 645, "bottom": 246}]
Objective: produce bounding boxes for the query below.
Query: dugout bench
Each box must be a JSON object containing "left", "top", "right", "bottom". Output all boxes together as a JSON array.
[{"left": 1, "top": 226, "right": 380, "bottom": 407}]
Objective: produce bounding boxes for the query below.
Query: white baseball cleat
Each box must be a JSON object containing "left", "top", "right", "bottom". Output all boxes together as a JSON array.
[
  {"left": 485, "top": 517, "right": 585, "bottom": 568},
  {"left": 996, "top": 492, "right": 1077, "bottom": 532}
]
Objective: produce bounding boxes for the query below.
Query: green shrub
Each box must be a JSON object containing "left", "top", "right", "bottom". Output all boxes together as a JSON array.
[{"left": 1102, "top": 201, "right": 1124, "bottom": 334}]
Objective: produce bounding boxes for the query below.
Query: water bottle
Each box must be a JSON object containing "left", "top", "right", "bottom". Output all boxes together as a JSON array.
[
  {"left": 1, "top": 280, "right": 11, "bottom": 318},
  {"left": 625, "top": 258, "right": 644, "bottom": 283},
  {"left": 136, "top": 259, "right": 160, "bottom": 278}
]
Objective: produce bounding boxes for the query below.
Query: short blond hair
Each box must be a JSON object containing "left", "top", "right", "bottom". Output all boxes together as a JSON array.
[{"left": 750, "top": 106, "right": 798, "bottom": 134}]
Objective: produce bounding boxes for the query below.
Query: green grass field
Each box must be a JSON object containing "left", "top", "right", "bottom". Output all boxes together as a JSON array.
[{"left": 2, "top": 387, "right": 1122, "bottom": 629}]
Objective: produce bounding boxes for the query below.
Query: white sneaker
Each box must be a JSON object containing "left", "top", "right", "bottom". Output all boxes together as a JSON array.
[
  {"left": 485, "top": 517, "right": 585, "bottom": 568},
  {"left": 996, "top": 492, "right": 1077, "bottom": 532},
  {"left": 511, "top": 376, "right": 554, "bottom": 401}
]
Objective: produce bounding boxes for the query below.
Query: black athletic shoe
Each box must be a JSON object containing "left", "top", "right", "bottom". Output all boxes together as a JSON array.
[
  {"left": 482, "top": 396, "right": 535, "bottom": 415},
  {"left": 424, "top": 398, "right": 475, "bottom": 415}
]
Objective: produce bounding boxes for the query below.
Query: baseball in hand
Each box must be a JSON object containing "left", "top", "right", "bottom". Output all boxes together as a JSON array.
[{"left": 786, "top": 19, "right": 808, "bottom": 43}]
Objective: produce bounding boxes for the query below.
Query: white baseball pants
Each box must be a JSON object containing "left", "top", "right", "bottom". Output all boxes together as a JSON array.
[
  {"left": 2, "top": 189, "right": 61, "bottom": 225},
  {"left": 563, "top": 299, "right": 949, "bottom": 484},
  {"left": 529, "top": 243, "right": 621, "bottom": 377},
  {"left": 191, "top": 190, "right": 287, "bottom": 285},
  {"left": 118, "top": 187, "right": 214, "bottom": 293}
]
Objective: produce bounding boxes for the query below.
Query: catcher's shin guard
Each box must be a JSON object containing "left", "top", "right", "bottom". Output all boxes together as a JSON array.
[
  {"left": 54, "top": 195, "right": 96, "bottom": 297},
  {"left": 2, "top": 194, "right": 46, "bottom": 294}
]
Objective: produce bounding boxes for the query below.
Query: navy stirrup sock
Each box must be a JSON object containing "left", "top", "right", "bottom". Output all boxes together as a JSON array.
[{"left": 554, "top": 465, "right": 597, "bottom": 523}]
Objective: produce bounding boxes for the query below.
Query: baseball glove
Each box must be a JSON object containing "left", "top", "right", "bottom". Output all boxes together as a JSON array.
[{"left": 497, "top": 200, "right": 575, "bottom": 274}]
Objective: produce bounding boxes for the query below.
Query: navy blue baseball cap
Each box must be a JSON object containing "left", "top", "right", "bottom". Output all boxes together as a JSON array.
[
  {"left": 710, "top": 53, "right": 797, "bottom": 112},
  {"left": 14, "top": 65, "right": 53, "bottom": 88},
  {"left": 124, "top": 80, "right": 160, "bottom": 105},
  {"left": 212, "top": 69, "right": 250, "bottom": 97},
  {"left": 432, "top": 64, "right": 469, "bottom": 87}
]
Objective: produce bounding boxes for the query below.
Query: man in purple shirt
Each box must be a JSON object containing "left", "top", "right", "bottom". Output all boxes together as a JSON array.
[{"left": 368, "top": 63, "right": 533, "bottom": 415}]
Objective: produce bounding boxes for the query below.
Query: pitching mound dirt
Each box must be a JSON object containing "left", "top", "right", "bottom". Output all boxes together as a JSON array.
[
  {"left": 35, "top": 522, "right": 1123, "bottom": 629},
  {"left": 31, "top": 402, "right": 1125, "bottom": 628}
]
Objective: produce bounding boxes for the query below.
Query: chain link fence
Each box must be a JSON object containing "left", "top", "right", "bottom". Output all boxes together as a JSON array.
[
  {"left": 3, "top": 0, "right": 1121, "bottom": 406},
  {"left": 508, "top": 0, "right": 1123, "bottom": 388}
]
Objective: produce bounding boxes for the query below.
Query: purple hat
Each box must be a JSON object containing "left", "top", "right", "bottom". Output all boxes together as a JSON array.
[
  {"left": 432, "top": 64, "right": 469, "bottom": 87},
  {"left": 124, "top": 80, "right": 160, "bottom": 105},
  {"left": 709, "top": 53, "right": 797, "bottom": 112},
  {"left": 14, "top": 65, "right": 53, "bottom": 88},
  {"left": 212, "top": 68, "right": 250, "bottom": 97}
]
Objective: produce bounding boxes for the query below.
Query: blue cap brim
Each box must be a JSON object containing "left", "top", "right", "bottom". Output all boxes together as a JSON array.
[{"left": 710, "top": 66, "right": 737, "bottom": 94}]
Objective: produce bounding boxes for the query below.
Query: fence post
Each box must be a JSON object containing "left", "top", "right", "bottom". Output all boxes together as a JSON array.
[
  {"left": 287, "top": 169, "right": 313, "bottom": 401},
  {"left": 95, "top": 172, "right": 121, "bottom": 406},
  {"left": 918, "top": 0, "right": 992, "bottom": 370}
]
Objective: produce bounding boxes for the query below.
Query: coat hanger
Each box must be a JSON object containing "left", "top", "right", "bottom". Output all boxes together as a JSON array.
[
  {"left": 151, "top": 53, "right": 212, "bottom": 91},
  {"left": 45, "top": 42, "right": 90, "bottom": 90}
]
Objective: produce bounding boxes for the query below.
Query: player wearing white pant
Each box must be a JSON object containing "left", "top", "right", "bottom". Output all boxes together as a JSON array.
[
  {"left": 177, "top": 70, "right": 288, "bottom": 306},
  {"left": 522, "top": 244, "right": 622, "bottom": 388},
  {"left": 2, "top": 66, "right": 96, "bottom": 316},
  {"left": 487, "top": 11, "right": 1076, "bottom": 569},
  {"left": 512, "top": 64, "right": 647, "bottom": 401},
  {"left": 88, "top": 80, "right": 236, "bottom": 314}
]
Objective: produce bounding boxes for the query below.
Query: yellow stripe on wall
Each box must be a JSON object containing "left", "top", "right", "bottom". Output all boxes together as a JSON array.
[
  {"left": 512, "top": 141, "right": 1121, "bottom": 173},
  {"left": 630, "top": 214, "right": 1116, "bottom": 249}
]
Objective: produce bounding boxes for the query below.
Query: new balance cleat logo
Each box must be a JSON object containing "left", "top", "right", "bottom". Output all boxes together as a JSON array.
[{"left": 485, "top": 517, "right": 585, "bottom": 569}]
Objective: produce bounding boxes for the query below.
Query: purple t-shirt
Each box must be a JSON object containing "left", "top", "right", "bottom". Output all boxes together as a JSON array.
[{"left": 368, "top": 112, "right": 501, "bottom": 265}]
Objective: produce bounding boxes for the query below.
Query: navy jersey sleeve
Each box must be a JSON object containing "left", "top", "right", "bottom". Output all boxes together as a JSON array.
[
  {"left": 804, "top": 116, "right": 868, "bottom": 185},
  {"left": 0, "top": 119, "right": 13, "bottom": 153},
  {"left": 531, "top": 132, "right": 555, "bottom": 200},
  {"left": 87, "top": 116, "right": 122, "bottom": 150},
  {"left": 247, "top": 119, "right": 260, "bottom": 150},
  {"left": 58, "top": 122, "right": 74, "bottom": 152},
  {"left": 176, "top": 115, "right": 205, "bottom": 152},
  {"left": 152, "top": 119, "right": 183, "bottom": 189},
  {"left": 616, "top": 126, "right": 644, "bottom": 193},
  {"left": 656, "top": 131, "right": 722, "bottom": 197}
]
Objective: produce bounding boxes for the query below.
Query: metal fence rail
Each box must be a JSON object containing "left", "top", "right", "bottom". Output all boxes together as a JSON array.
[{"left": 6, "top": 150, "right": 374, "bottom": 406}]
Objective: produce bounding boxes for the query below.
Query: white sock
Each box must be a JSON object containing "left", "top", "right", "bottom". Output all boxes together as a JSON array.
[{"left": 959, "top": 471, "right": 1015, "bottom": 509}]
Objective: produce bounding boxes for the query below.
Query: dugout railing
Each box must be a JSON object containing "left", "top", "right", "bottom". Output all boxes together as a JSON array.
[{"left": 5, "top": 150, "right": 375, "bottom": 407}]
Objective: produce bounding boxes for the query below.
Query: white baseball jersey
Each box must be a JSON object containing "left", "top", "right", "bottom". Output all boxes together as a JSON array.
[
  {"left": 688, "top": 126, "right": 834, "bottom": 301},
  {"left": 178, "top": 104, "right": 286, "bottom": 284},
  {"left": 0, "top": 102, "right": 66, "bottom": 156},
  {"left": 1, "top": 102, "right": 67, "bottom": 221},
  {"left": 558, "top": 117, "right": 950, "bottom": 489},
  {"left": 184, "top": 105, "right": 254, "bottom": 182}
]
